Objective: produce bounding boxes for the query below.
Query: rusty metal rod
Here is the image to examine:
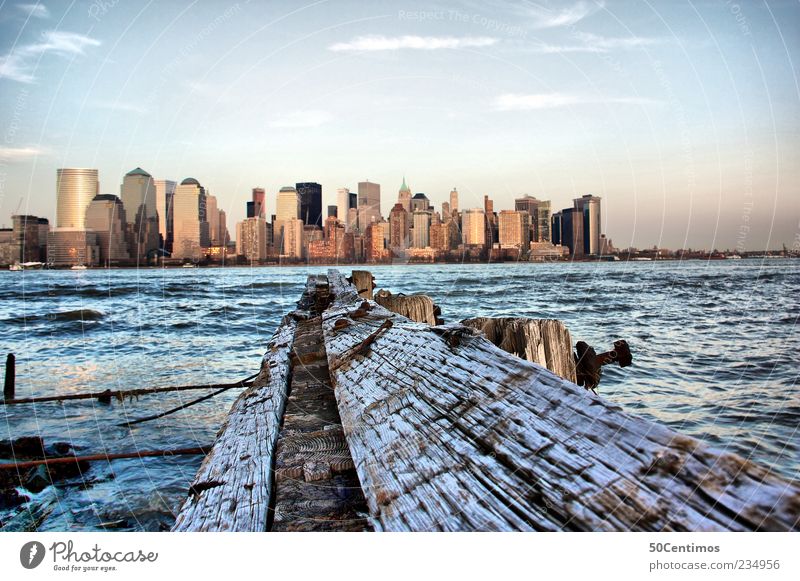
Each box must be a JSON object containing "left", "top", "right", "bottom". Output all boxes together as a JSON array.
[
  {"left": 0, "top": 372, "right": 258, "bottom": 406},
  {"left": 0, "top": 446, "right": 211, "bottom": 471}
]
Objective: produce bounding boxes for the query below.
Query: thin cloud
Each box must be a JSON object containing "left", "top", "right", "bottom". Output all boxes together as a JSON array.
[
  {"left": 0, "top": 146, "right": 48, "bottom": 161},
  {"left": 494, "top": 92, "right": 659, "bottom": 110},
  {"left": 525, "top": 1, "right": 604, "bottom": 29},
  {"left": 269, "top": 110, "right": 332, "bottom": 128},
  {"left": 90, "top": 100, "right": 148, "bottom": 114},
  {"left": 17, "top": 3, "right": 49, "bottom": 19},
  {"left": 529, "top": 32, "right": 661, "bottom": 54},
  {"left": 0, "top": 30, "right": 101, "bottom": 83},
  {"left": 329, "top": 35, "right": 498, "bottom": 52}
]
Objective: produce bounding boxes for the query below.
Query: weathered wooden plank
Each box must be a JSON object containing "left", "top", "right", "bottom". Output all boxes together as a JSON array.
[
  {"left": 375, "top": 290, "right": 437, "bottom": 326},
  {"left": 171, "top": 316, "right": 297, "bottom": 531},
  {"left": 462, "top": 317, "right": 577, "bottom": 383},
  {"left": 322, "top": 269, "right": 800, "bottom": 532}
]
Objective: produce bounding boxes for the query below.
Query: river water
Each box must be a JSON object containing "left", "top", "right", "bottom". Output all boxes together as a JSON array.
[{"left": 1, "top": 260, "right": 798, "bottom": 531}]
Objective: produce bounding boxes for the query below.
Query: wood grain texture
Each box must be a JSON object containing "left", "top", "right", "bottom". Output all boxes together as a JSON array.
[
  {"left": 323, "top": 269, "right": 800, "bottom": 532},
  {"left": 171, "top": 316, "right": 297, "bottom": 531},
  {"left": 375, "top": 290, "right": 437, "bottom": 326},
  {"left": 462, "top": 317, "right": 577, "bottom": 383}
]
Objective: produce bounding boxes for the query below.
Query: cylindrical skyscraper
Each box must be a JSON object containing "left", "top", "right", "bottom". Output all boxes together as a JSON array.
[{"left": 56, "top": 168, "right": 99, "bottom": 229}]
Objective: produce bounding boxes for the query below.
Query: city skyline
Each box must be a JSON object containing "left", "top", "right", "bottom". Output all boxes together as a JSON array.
[{"left": 0, "top": 1, "right": 798, "bottom": 251}]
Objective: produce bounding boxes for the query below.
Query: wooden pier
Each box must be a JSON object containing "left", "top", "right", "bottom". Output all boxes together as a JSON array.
[{"left": 173, "top": 270, "right": 800, "bottom": 532}]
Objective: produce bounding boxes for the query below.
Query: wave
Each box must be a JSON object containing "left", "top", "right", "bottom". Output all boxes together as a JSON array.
[{"left": 3, "top": 309, "right": 105, "bottom": 324}]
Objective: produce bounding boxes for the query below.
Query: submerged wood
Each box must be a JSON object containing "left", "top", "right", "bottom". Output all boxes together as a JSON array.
[
  {"left": 374, "top": 289, "right": 437, "bottom": 326},
  {"left": 322, "top": 269, "right": 800, "bottom": 531},
  {"left": 462, "top": 317, "right": 577, "bottom": 383},
  {"left": 171, "top": 314, "right": 297, "bottom": 532}
]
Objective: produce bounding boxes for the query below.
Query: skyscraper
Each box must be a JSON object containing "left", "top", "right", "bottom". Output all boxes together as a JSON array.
[
  {"left": 296, "top": 182, "right": 322, "bottom": 227},
  {"left": 121, "top": 167, "right": 159, "bottom": 261},
  {"left": 410, "top": 193, "right": 430, "bottom": 213},
  {"left": 357, "top": 181, "right": 381, "bottom": 232},
  {"left": 449, "top": 188, "right": 459, "bottom": 215},
  {"left": 85, "top": 194, "right": 130, "bottom": 265},
  {"left": 412, "top": 210, "right": 432, "bottom": 248},
  {"left": 252, "top": 188, "right": 266, "bottom": 219},
  {"left": 172, "top": 177, "right": 209, "bottom": 260},
  {"left": 275, "top": 186, "right": 300, "bottom": 254},
  {"left": 236, "top": 217, "right": 268, "bottom": 262},
  {"left": 574, "top": 194, "right": 601, "bottom": 255},
  {"left": 56, "top": 168, "right": 98, "bottom": 229},
  {"left": 154, "top": 179, "right": 176, "bottom": 253},
  {"left": 461, "top": 209, "right": 486, "bottom": 246},
  {"left": 207, "top": 195, "right": 220, "bottom": 245},
  {"left": 389, "top": 203, "right": 410, "bottom": 254},
  {"left": 560, "top": 207, "right": 584, "bottom": 257},
  {"left": 398, "top": 177, "right": 412, "bottom": 213},
  {"left": 336, "top": 188, "right": 351, "bottom": 230},
  {"left": 498, "top": 210, "right": 530, "bottom": 249}
]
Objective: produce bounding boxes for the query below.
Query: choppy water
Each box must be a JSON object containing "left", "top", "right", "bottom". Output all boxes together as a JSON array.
[{"left": 1, "top": 260, "right": 798, "bottom": 531}]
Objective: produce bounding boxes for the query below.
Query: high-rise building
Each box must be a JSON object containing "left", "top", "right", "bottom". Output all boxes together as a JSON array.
[
  {"left": 207, "top": 195, "right": 220, "bottom": 245},
  {"left": 449, "top": 188, "right": 459, "bottom": 214},
  {"left": 498, "top": 210, "right": 530, "bottom": 249},
  {"left": 296, "top": 182, "right": 323, "bottom": 227},
  {"left": 47, "top": 230, "right": 99, "bottom": 266},
  {"left": 412, "top": 210, "right": 432, "bottom": 248},
  {"left": 282, "top": 217, "right": 304, "bottom": 260},
  {"left": 172, "top": 177, "right": 209, "bottom": 260},
  {"left": 398, "top": 177, "right": 412, "bottom": 213},
  {"left": 218, "top": 209, "right": 228, "bottom": 245},
  {"left": 85, "top": 195, "right": 130, "bottom": 265},
  {"left": 37, "top": 218, "right": 49, "bottom": 262},
  {"left": 551, "top": 211, "right": 563, "bottom": 245},
  {"left": 442, "top": 201, "right": 450, "bottom": 217},
  {"left": 560, "top": 207, "right": 584, "bottom": 257},
  {"left": 357, "top": 181, "right": 381, "bottom": 232},
  {"left": 56, "top": 168, "right": 98, "bottom": 229},
  {"left": 11, "top": 215, "right": 40, "bottom": 263},
  {"left": 411, "top": 193, "right": 430, "bottom": 213},
  {"left": 236, "top": 217, "right": 268, "bottom": 262},
  {"left": 252, "top": 188, "right": 266, "bottom": 219},
  {"left": 336, "top": 188, "right": 351, "bottom": 230},
  {"left": 537, "top": 200, "right": 552, "bottom": 243},
  {"left": 274, "top": 186, "right": 300, "bottom": 254},
  {"left": 121, "top": 167, "right": 159, "bottom": 262},
  {"left": 366, "top": 221, "right": 389, "bottom": 262},
  {"left": 461, "top": 209, "right": 486, "bottom": 246},
  {"left": 327, "top": 205, "right": 338, "bottom": 218},
  {"left": 388, "top": 203, "right": 410, "bottom": 254},
  {"left": 574, "top": 194, "right": 601, "bottom": 255},
  {"left": 154, "top": 179, "right": 176, "bottom": 253}
]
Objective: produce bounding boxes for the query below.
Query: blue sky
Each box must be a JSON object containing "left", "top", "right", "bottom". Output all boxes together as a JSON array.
[{"left": 0, "top": 0, "right": 797, "bottom": 250}]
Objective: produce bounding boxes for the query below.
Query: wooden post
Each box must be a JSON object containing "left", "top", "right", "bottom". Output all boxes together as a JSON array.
[
  {"left": 350, "top": 270, "right": 374, "bottom": 300},
  {"left": 3, "top": 353, "right": 14, "bottom": 401}
]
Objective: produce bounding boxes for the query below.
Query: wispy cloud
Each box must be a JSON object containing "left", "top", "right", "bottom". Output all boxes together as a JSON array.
[
  {"left": 529, "top": 32, "right": 661, "bottom": 54},
  {"left": 494, "top": 92, "right": 659, "bottom": 111},
  {"left": 17, "top": 3, "right": 49, "bottom": 19},
  {"left": 0, "top": 30, "right": 101, "bottom": 83},
  {"left": 525, "top": 1, "right": 604, "bottom": 29},
  {"left": 329, "top": 35, "right": 498, "bottom": 52},
  {"left": 0, "top": 146, "right": 48, "bottom": 161},
  {"left": 90, "top": 100, "right": 148, "bottom": 114},
  {"left": 269, "top": 110, "right": 332, "bottom": 128}
]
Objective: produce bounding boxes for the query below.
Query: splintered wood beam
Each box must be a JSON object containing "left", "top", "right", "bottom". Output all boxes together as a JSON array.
[
  {"left": 171, "top": 314, "right": 297, "bottom": 532},
  {"left": 322, "top": 269, "right": 800, "bottom": 532}
]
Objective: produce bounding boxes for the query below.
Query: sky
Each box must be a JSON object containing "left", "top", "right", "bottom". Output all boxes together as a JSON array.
[{"left": 0, "top": 0, "right": 798, "bottom": 250}]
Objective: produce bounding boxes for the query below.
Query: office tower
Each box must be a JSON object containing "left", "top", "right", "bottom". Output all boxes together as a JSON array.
[
  {"left": 537, "top": 200, "right": 552, "bottom": 243},
  {"left": 252, "top": 188, "right": 266, "bottom": 219},
  {"left": 328, "top": 205, "right": 338, "bottom": 218},
  {"left": 154, "top": 179, "right": 176, "bottom": 253},
  {"left": 282, "top": 218, "right": 304, "bottom": 260},
  {"left": 357, "top": 181, "right": 381, "bottom": 232},
  {"left": 410, "top": 193, "right": 430, "bottom": 213},
  {"left": 85, "top": 195, "right": 130, "bottom": 265},
  {"left": 574, "top": 194, "right": 601, "bottom": 255},
  {"left": 561, "top": 207, "right": 585, "bottom": 257},
  {"left": 236, "top": 217, "right": 268, "bottom": 262},
  {"left": 551, "top": 211, "right": 563, "bottom": 245},
  {"left": 398, "top": 177, "right": 412, "bottom": 213},
  {"left": 449, "top": 188, "right": 459, "bottom": 214},
  {"left": 37, "top": 218, "right": 49, "bottom": 261},
  {"left": 121, "top": 167, "right": 159, "bottom": 261},
  {"left": 498, "top": 210, "right": 530, "bottom": 248},
  {"left": 461, "top": 209, "right": 486, "bottom": 246},
  {"left": 207, "top": 195, "right": 220, "bottom": 245},
  {"left": 430, "top": 221, "right": 459, "bottom": 252},
  {"left": 172, "top": 177, "right": 209, "bottom": 260},
  {"left": 218, "top": 209, "right": 228, "bottom": 245},
  {"left": 296, "top": 182, "right": 322, "bottom": 227},
  {"left": 442, "top": 201, "right": 450, "bottom": 217},
  {"left": 11, "top": 215, "right": 40, "bottom": 263},
  {"left": 336, "top": 188, "right": 351, "bottom": 230},
  {"left": 274, "top": 186, "right": 300, "bottom": 254},
  {"left": 366, "top": 221, "right": 388, "bottom": 262},
  {"left": 47, "top": 230, "right": 99, "bottom": 266},
  {"left": 349, "top": 192, "right": 357, "bottom": 211},
  {"left": 484, "top": 195, "right": 494, "bottom": 215},
  {"left": 246, "top": 201, "right": 255, "bottom": 218},
  {"left": 412, "top": 210, "right": 432, "bottom": 248},
  {"left": 389, "top": 203, "right": 410, "bottom": 253},
  {"left": 56, "top": 168, "right": 98, "bottom": 229}
]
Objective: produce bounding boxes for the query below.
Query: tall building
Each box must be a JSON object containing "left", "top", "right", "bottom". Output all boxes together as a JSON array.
[
  {"left": 274, "top": 186, "right": 300, "bottom": 254},
  {"left": 85, "top": 195, "right": 130, "bottom": 265},
  {"left": 47, "top": 230, "right": 99, "bottom": 266},
  {"left": 461, "top": 208, "right": 486, "bottom": 246},
  {"left": 296, "top": 182, "right": 323, "bottom": 227},
  {"left": 172, "top": 177, "right": 209, "bottom": 260},
  {"left": 12, "top": 215, "right": 40, "bottom": 263},
  {"left": 498, "top": 210, "right": 530, "bottom": 249},
  {"left": 56, "top": 168, "right": 98, "bottom": 229},
  {"left": 357, "top": 181, "right": 381, "bottom": 232},
  {"left": 410, "top": 193, "right": 430, "bottom": 213},
  {"left": 366, "top": 221, "right": 389, "bottom": 262},
  {"left": 252, "top": 188, "right": 266, "bottom": 219},
  {"left": 327, "top": 205, "right": 338, "bottom": 218},
  {"left": 560, "top": 207, "right": 584, "bottom": 257},
  {"left": 412, "top": 210, "right": 432, "bottom": 248},
  {"left": 551, "top": 211, "right": 563, "bottom": 245},
  {"left": 37, "top": 218, "right": 49, "bottom": 262},
  {"left": 236, "top": 217, "right": 268, "bottom": 262},
  {"left": 336, "top": 188, "right": 353, "bottom": 231},
  {"left": 388, "top": 203, "right": 410, "bottom": 253},
  {"left": 441, "top": 201, "right": 450, "bottom": 217},
  {"left": 207, "top": 195, "right": 220, "bottom": 245},
  {"left": 218, "top": 209, "right": 228, "bottom": 245},
  {"left": 574, "top": 194, "right": 601, "bottom": 255},
  {"left": 282, "top": 217, "right": 304, "bottom": 260},
  {"left": 398, "top": 177, "right": 412, "bottom": 213},
  {"left": 154, "top": 179, "right": 176, "bottom": 253},
  {"left": 449, "top": 188, "right": 459, "bottom": 214},
  {"left": 121, "top": 167, "right": 159, "bottom": 262},
  {"left": 536, "top": 200, "right": 552, "bottom": 243}
]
